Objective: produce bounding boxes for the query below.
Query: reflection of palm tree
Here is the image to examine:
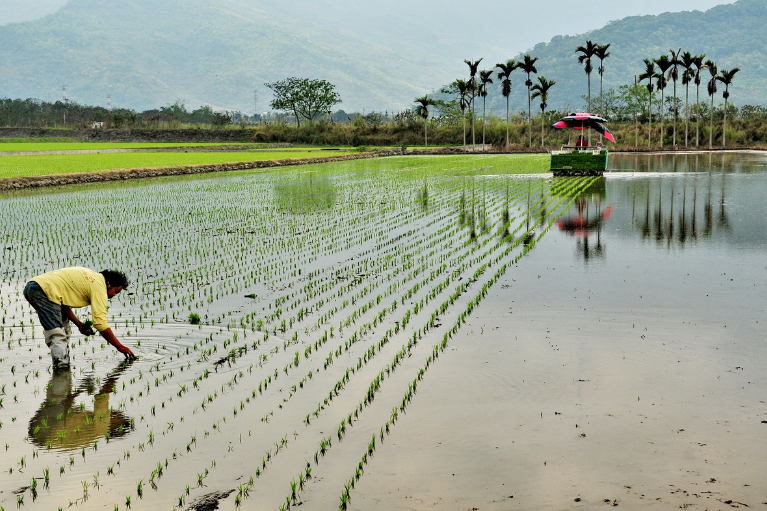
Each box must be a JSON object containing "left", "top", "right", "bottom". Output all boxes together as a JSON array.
[
  {"left": 28, "top": 361, "right": 133, "bottom": 450},
  {"left": 718, "top": 156, "right": 731, "bottom": 230}
]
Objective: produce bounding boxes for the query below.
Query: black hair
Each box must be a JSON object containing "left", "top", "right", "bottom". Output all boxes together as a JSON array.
[{"left": 100, "top": 270, "right": 130, "bottom": 289}]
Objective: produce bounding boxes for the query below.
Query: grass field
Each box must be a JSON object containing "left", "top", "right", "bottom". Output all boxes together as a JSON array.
[
  {"left": 0, "top": 141, "right": 262, "bottom": 151},
  {"left": 0, "top": 150, "right": 356, "bottom": 178}
]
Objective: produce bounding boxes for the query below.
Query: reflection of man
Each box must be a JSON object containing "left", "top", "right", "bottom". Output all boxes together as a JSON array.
[
  {"left": 28, "top": 362, "right": 132, "bottom": 449},
  {"left": 23, "top": 267, "right": 135, "bottom": 369}
]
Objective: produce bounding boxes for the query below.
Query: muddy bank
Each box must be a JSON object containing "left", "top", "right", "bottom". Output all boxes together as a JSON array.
[{"left": 0, "top": 149, "right": 404, "bottom": 191}]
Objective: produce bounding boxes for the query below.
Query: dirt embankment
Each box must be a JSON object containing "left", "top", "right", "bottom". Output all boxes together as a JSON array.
[
  {"left": 0, "top": 149, "right": 406, "bottom": 191},
  {"left": 0, "top": 127, "right": 259, "bottom": 143}
]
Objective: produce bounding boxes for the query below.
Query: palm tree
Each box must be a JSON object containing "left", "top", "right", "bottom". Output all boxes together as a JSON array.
[
  {"left": 680, "top": 51, "right": 695, "bottom": 147},
  {"left": 414, "top": 95, "right": 436, "bottom": 148},
  {"left": 653, "top": 54, "right": 672, "bottom": 148},
  {"left": 705, "top": 60, "right": 718, "bottom": 149},
  {"left": 518, "top": 54, "right": 539, "bottom": 148},
  {"left": 479, "top": 70, "right": 494, "bottom": 147},
  {"left": 530, "top": 76, "right": 556, "bottom": 148},
  {"left": 575, "top": 40, "right": 598, "bottom": 145},
  {"left": 464, "top": 59, "right": 482, "bottom": 150},
  {"left": 716, "top": 68, "right": 739, "bottom": 147},
  {"left": 453, "top": 79, "right": 470, "bottom": 147},
  {"left": 692, "top": 54, "right": 707, "bottom": 147},
  {"left": 595, "top": 43, "right": 611, "bottom": 115},
  {"left": 668, "top": 48, "right": 682, "bottom": 147},
  {"left": 638, "top": 59, "right": 656, "bottom": 148},
  {"left": 595, "top": 43, "right": 611, "bottom": 144},
  {"left": 496, "top": 60, "right": 517, "bottom": 150}
]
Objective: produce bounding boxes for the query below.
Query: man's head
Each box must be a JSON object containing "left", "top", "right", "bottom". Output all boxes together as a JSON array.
[{"left": 100, "top": 270, "right": 130, "bottom": 298}]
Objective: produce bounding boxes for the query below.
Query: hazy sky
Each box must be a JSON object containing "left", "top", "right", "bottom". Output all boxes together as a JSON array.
[{"left": 1, "top": 0, "right": 738, "bottom": 54}]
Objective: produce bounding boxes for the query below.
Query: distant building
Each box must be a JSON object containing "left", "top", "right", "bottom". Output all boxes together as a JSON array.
[{"left": 91, "top": 122, "right": 105, "bottom": 129}]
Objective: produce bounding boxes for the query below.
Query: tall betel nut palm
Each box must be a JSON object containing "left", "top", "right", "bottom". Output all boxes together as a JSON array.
[
  {"left": 705, "top": 60, "right": 718, "bottom": 149},
  {"left": 692, "top": 54, "right": 707, "bottom": 147},
  {"left": 716, "top": 68, "right": 739, "bottom": 147},
  {"left": 414, "top": 95, "right": 437, "bottom": 148},
  {"left": 479, "top": 70, "right": 494, "bottom": 147},
  {"left": 496, "top": 60, "right": 517, "bottom": 150},
  {"left": 530, "top": 76, "right": 556, "bottom": 148},
  {"left": 519, "top": 54, "right": 539, "bottom": 148},
  {"left": 638, "top": 59, "right": 656, "bottom": 148},
  {"left": 653, "top": 54, "right": 672, "bottom": 148},
  {"left": 464, "top": 58, "right": 483, "bottom": 150},
  {"left": 575, "top": 40, "right": 598, "bottom": 145},
  {"left": 680, "top": 51, "right": 696, "bottom": 147},
  {"left": 595, "top": 43, "right": 611, "bottom": 134},
  {"left": 453, "top": 79, "right": 471, "bottom": 148},
  {"left": 668, "top": 48, "right": 682, "bottom": 147}
]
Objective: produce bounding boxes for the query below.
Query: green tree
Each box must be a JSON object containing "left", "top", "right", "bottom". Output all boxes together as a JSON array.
[
  {"left": 519, "top": 54, "right": 539, "bottom": 148},
  {"left": 717, "top": 68, "right": 740, "bottom": 147},
  {"left": 653, "top": 54, "right": 672, "bottom": 148},
  {"left": 668, "top": 48, "right": 682, "bottom": 147},
  {"left": 464, "top": 59, "right": 483, "bottom": 149},
  {"left": 413, "top": 95, "right": 437, "bottom": 148},
  {"left": 478, "top": 70, "right": 494, "bottom": 147},
  {"left": 575, "top": 40, "right": 598, "bottom": 144},
  {"left": 705, "top": 60, "right": 718, "bottom": 148},
  {"left": 680, "top": 51, "right": 695, "bottom": 147},
  {"left": 692, "top": 54, "right": 707, "bottom": 147},
  {"left": 264, "top": 77, "right": 341, "bottom": 127},
  {"left": 530, "top": 76, "right": 556, "bottom": 148},
  {"left": 496, "top": 60, "right": 517, "bottom": 150},
  {"left": 638, "top": 59, "right": 656, "bottom": 148}
]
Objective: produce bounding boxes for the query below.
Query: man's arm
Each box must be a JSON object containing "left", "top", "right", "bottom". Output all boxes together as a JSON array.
[
  {"left": 62, "top": 306, "right": 95, "bottom": 336},
  {"left": 100, "top": 328, "right": 136, "bottom": 360}
]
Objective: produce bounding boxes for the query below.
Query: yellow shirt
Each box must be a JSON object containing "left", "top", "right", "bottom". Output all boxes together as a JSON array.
[{"left": 32, "top": 267, "right": 111, "bottom": 332}]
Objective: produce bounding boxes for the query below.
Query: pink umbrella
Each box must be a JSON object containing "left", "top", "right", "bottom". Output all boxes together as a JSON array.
[{"left": 552, "top": 112, "right": 615, "bottom": 143}]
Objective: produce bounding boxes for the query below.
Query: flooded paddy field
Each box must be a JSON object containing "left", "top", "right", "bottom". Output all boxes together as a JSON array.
[{"left": 0, "top": 153, "right": 765, "bottom": 510}]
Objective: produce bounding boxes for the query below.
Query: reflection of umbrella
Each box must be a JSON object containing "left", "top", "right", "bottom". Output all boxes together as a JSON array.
[
  {"left": 556, "top": 205, "right": 613, "bottom": 236},
  {"left": 552, "top": 112, "right": 615, "bottom": 143}
]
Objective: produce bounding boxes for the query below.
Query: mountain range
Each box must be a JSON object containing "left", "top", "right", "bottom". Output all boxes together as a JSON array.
[{"left": 0, "top": 0, "right": 762, "bottom": 113}]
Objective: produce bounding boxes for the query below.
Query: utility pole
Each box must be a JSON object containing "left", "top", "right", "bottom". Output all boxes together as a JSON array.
[
  {"left": 253, "top": 89, "right": 258, "bottom": 124},
  {"left": 62, "top": 86, "right": 67, "bottom": 125},
  {"left": 107, "top": 94, "right": 112, "bottom": 111}
]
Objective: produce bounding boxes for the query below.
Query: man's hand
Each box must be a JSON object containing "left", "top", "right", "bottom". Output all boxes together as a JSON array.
[
  {"left": 78, "top": 323, "right": 95, "bottom": 336},
  {"left": 119, "top": 345, "right": 137, "bottom": 361},
  {"left": 101, "top": 327, "right": 137, "bottom": 360}
]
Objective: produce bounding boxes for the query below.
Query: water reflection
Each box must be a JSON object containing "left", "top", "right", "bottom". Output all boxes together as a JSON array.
[
  {"left": 28, "top": 361, "right": 133, "bottom": 450},
  {"left": 553, "top": 153, "right": 767, "bottom": 259},
  {"left": 274, "top": 173, "right": 337, "bottom": 213},
  {"left": 555, "top": 178, "right": 612, "bottom": 260}
]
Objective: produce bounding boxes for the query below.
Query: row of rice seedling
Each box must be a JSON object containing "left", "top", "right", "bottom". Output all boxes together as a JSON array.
[{"left": 0, "top": 155, "right": 569, "bottom": 510}]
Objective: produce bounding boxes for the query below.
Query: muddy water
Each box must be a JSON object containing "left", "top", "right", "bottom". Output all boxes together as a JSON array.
[{"left": 353, "top": 152, "right": 767, "bottom": 510}]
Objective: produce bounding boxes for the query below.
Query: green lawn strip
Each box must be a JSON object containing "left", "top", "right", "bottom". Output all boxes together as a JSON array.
[
  {"left": 0, "top": 151, "right": 356, "bottom": 179},
  {"left": 0, "top": 141, "right": 262, "bottom": 152}
]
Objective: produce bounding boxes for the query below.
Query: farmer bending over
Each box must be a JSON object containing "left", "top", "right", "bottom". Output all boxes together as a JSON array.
[{"left": 24, "top": 267, "right": 136, "bottom": 369}]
